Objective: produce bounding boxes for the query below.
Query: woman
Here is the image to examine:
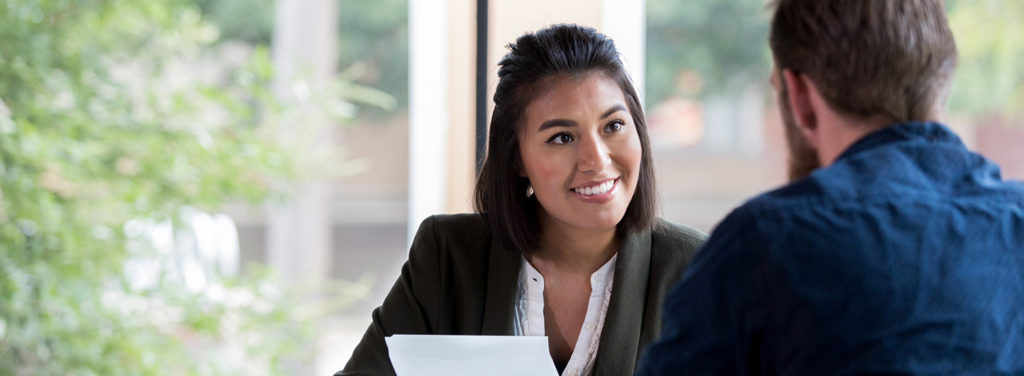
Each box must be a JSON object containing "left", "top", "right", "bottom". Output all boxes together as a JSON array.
[{"left": 338, "top": 24, "right": 706, "bottom": 376}]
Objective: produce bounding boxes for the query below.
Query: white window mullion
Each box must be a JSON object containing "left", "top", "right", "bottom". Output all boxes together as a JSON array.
[{"left": 408, "top": 0, "right": 451, "bottom": 246}]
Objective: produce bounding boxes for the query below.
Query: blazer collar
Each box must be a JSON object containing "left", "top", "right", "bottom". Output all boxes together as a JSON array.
[
  {"left": 594, "top": 229, "right": 652, "bottom": 375},
  {"left": 478, "top": 228, "right": 654, "bottom": 375},
  {"left": 481, "top": 237, "right": 520, "bottom": 335}
]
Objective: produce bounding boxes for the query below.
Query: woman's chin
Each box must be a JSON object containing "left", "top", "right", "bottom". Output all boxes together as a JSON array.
[{"left": 570, "top": 215, "right": 626, "bottom": 232}]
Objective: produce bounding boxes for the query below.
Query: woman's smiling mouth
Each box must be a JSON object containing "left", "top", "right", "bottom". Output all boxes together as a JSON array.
[{"left": 571, "top": 178, "right": 618, "bottom": 201}]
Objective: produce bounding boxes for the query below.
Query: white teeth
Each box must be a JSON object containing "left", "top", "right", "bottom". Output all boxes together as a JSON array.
[{"left": 575, "top": 180, "right": 615, "bottom": 196}]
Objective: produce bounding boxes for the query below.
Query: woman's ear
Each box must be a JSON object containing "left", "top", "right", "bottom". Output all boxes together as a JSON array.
[{"left": 781, "top": 69, "right": 820, "bottom": 148}]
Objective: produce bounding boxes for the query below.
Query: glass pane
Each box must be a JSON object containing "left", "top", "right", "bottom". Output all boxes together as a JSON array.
[{"left": 646, "top": 0, "right": 778, "bottom": 232}]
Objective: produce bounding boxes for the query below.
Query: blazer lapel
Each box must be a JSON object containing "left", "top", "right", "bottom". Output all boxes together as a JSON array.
[
  {"left": 593, "top": 229, "right": 652, "bottom": 375},
  {"left": 480, "top": 238, "right": 520, "bottom": 335}
]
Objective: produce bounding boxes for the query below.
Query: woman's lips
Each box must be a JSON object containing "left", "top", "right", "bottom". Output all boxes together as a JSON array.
[{"left": 571, "top": 178, "right": 618, "bottom": 203}]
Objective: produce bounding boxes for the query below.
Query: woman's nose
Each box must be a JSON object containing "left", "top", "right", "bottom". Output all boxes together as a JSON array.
[{"left": 577, "top": 135, "right": 611, "bottom": 173}]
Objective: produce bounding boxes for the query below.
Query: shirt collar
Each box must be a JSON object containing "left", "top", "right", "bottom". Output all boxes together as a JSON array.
[
  {"left": 835, "top": 122, "right": 965, "bottom": 163},
  {"left": 519, "top": 253, "right": 618, "bottom": 290}
]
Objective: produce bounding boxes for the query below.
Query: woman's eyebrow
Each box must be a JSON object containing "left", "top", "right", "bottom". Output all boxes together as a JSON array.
[
  {"left": 538, "top": 119, "right": 577, "bottom": 132},
  {"left": 537, "top": 104, "right": 627, "bottom": 132},
  {"left": 600, "top": 104, "right": 627, "bottom": 119}
]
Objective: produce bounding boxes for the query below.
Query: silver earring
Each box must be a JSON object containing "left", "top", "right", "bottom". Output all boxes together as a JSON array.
[{"left": 526, "top": 185, "right": 534, "bottom": 198}]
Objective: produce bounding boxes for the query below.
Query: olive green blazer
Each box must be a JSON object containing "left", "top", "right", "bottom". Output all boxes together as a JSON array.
[{"left": 337, "top": 214, "right": 706, "bottom": 376}]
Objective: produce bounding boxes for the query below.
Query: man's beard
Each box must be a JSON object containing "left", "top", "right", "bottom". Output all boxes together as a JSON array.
[{"left": 778, "top": 88, "right": 821, "bottom": 181}]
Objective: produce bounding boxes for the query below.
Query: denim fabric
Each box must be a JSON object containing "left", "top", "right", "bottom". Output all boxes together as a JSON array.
[{"left": 637, "top": 123, "right": 1024, "bottom": 375}]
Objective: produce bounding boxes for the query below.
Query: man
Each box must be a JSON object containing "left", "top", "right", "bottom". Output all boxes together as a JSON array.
[{"left": 636, "top": 0, "right": 1024, "bottom": 374}]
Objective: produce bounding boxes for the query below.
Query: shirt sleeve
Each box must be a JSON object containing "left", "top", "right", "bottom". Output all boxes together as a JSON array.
[
  {"left": 337, "top": 216, "right": 444, "bottom": 376},
  {"left": 635, "top": 210, "right": 768, "bottom": 376}
]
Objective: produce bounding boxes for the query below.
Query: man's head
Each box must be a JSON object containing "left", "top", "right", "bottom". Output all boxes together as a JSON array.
[{"left": 768, "top": 0, "right": 959, "bottom": 180}]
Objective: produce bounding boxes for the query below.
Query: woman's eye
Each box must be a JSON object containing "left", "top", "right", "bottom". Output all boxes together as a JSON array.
[
  {"left": 605, "top": 119, "right": 626, "bottom": 133},
  {"left": 547, "top": 133, "right": 574, "bottom": 144}
]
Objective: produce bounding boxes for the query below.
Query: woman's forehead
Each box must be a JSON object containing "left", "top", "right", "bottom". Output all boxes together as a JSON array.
[{"left": 523, "top": 73, "right": 628, "bottom": 121}]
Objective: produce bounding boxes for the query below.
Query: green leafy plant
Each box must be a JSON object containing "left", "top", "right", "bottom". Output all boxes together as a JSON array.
[
  {"left": 193, "top": 0, "right": 407, "bottom": 115},
  {"left": 946, "top": 0, "right": 1024, "bottom": 119},
  {"left": 645, "top": 0, "right": 771, "bottom": 106},
  {"left": 0, "top": 1, "right": 379, "bottom": 374}
]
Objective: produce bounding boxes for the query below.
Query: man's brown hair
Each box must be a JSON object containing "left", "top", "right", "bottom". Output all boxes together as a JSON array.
[{"left": 769, "top": 0, "right": 959, "bottom": 123}]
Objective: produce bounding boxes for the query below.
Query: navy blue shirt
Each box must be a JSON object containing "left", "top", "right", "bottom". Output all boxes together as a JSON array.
[{"left": 637, "top": 123, "right": 1024, "bottom": 375}]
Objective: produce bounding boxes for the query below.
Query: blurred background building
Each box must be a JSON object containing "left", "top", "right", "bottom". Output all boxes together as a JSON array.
[{"left": 2, "top": 0, "right": 1021, "bottom": 374}]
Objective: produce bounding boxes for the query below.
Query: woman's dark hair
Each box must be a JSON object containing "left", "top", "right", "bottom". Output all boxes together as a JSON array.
[{"left": 473, "top": 24, "right": 657, "bottom": 253}]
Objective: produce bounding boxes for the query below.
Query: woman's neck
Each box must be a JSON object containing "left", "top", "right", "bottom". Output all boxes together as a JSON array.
[{"left": 528, "top": 210, "right": 619, "bottom": 275}]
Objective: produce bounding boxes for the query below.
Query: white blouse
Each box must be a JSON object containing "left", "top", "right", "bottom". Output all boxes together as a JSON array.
[{"left": 513, "top": 254, "right": 617, "bottom": 376}]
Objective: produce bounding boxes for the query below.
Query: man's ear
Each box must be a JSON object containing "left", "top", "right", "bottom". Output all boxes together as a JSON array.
[{"left": 781, "top": 69, "right": 819, "bottom": 146}]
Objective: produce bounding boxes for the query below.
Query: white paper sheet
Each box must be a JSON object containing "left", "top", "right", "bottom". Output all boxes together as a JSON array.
[{"left": 385, "top": 335, "right": 559, "bottom": 376}]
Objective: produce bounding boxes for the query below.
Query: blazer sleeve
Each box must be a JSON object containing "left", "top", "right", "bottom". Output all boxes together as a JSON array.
[{"left": 337, "top": 216, "right": 444, "bottom": 376}]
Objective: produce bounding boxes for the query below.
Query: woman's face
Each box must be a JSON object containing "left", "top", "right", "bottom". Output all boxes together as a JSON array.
[{"left": 518, "top": 73, "right": 643, "bottom": 233}]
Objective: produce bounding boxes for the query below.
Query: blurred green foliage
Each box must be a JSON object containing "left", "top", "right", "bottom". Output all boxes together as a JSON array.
[
  {"left": 194, "top": 0, "right": 408, "bottom": 115},
  {"left": 946, "top": 0, "right": 1024, "bottom": 119},
  {"left": 645, "top": 0, "right": 771, "bottom": 106},
  {"left": 193, "top": 0, "right": 275, "bottom": 45},
  {"left": 645, "top": 0, "right": 1024, "bottom": 120},
  {"left": 337, "top": 0, "right": 408, "bottom": 112},
  {"left": 0, "top": 0, "right": 364, "bottom": 374}
]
